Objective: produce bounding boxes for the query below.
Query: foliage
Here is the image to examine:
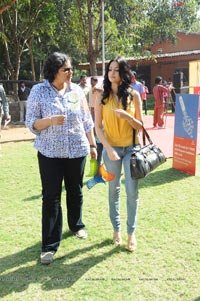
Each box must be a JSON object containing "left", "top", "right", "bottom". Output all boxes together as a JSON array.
[
  {"left": 0, "top": 0, "right": 200, "bottom": 79},
  {"left": 143, "top": 0, "right": 200, "bottom": 46},
  {"left": 0, "top": 0, "right": 57, "bottom": 80},
  {"left": 107, "top": 0, "right": 200, "bottom": 54},
  {"left": 54, "top": 0, "right": 119, "bottom": 74}
]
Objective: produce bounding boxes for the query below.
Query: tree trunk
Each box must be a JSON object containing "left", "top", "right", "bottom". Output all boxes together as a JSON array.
[
  {"left": 87, "top": 0, "right": 98, "bottom": 75},
  {"left": 28, "top": 38, "right": 35, "bottom": 81},
  {"left": 89, "top": 54, "right": 98, "bottom": 75},
  {"left": 0, "top": 0, "right": 16, "bottom": 14},
  {"left": 0, "top": 15, "right": 14, "bottom": 79}
]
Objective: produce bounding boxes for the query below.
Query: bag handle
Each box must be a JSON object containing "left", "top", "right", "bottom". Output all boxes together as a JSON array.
[
  {"left": 142, "top": 127, "right": 153, "bottom": 145},
  {"left": 133, "top": 127, "right": 153, "bottom": 146}
]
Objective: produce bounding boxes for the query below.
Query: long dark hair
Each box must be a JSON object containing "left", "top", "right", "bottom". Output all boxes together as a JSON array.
[{"left": 102, "top": 56, "right": 132, "bottom": 110}]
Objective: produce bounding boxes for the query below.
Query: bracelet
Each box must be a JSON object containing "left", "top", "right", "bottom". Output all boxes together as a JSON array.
[
  {"left": 90, "top": 145, "right": 97, "bottom": 149},
  {"left": 49, "top": 117, "right": 53, "bottom": 126}
]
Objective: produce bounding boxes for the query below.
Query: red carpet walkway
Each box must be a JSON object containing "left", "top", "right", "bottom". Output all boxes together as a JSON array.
[{"left": 143, "top": 114, "right": 200, "bottom": 158}]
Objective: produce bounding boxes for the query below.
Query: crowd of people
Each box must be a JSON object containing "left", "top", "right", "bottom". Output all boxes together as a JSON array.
[
  {"left": 1, "top": 52, "right": 177, "bottom": 265},
  {"left": 0, "top": 71, "right": 175, "bottom": 131}
]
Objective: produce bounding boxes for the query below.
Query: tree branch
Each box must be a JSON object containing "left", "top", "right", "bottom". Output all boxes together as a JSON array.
[{"left": 0, "top": 0, "right": 16, "bottom": 15}]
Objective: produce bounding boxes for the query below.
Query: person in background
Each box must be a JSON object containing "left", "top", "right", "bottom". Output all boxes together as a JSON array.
[
  {"left": 18, "top": 81, "right": 31, "bottom": 123},
  {"left": 95, "top": 56, "right": 143, "bottom": 252},
  {"left": 88, "top": 77, "right": 102, "bottom": 120},
  {"left": 26, "top": 52, "right": 97, "bottom": 265},
  {"left": 153, "top": 76, "right": 172, "bottom": 129},
  {"left": 130, "top": 71, "right": 145, "bottom": 100},
  {"left": 0, "top": 83, "right": 11, "bottom": 126},
  {"left": 0, "top": 83, "right": 11, "bottom": 156},
  {"left": 162, "top": 80, "right": 170, "bottom": 112},
  {"left": 169, "top": 82, "right": 176, "bottom": 113},
  {"left": 78, "top": 74, "right": 90, "bottom": 104},
  {"left": 141, "top": 80, "right": 149, "bottom": 115}
]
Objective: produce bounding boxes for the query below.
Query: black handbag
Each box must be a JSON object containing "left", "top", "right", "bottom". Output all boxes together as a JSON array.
[{"left": 130, "top": 127, "right": 166, "bottom": 179}]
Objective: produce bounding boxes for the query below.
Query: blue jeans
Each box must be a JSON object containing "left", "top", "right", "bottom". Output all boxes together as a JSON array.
[{"left": 103, "top": 145, "right": 139, "bottom": 235}]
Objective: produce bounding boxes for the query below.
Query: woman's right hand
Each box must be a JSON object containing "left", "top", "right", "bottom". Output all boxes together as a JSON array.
[
  {"left": 33, "top": 115, "right": 66, "bottom": 131},
  {"left": 51, "top": 115, "right": 66, "bottom": 126},
  {"left": 106, "top": 146, "right": 120, "bottom": 161}
]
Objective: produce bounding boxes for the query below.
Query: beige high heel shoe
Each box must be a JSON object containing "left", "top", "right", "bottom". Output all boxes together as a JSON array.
[
  {"left": 113, "top": 232, "right": 122, "bottom": 246},
  {"left": 127, "top": 233, "right": 137, "bottom": 252}
]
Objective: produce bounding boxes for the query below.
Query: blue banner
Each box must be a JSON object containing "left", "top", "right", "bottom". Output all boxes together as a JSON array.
[{"left": 174, "top": 94, "right": 199, "bottom": 140}]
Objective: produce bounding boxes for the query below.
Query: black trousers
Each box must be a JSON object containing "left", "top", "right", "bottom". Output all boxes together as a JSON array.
[
  {"left": 142, "top": 100, "right": 147, "bottom": 115},
  {"left": 38, "top": 152, "right": 87, "bottom": 252}
]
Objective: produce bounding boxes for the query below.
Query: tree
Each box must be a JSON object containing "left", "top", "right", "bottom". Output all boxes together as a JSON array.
[
  {"left": 1, "top": 0, "right": 199, "bottom": 81},
  {"left": 0, "top": 0, "right": 57, "bottom": 81},
  {"left": 69, "top": 0, "right": 118, "bottom": 75},
  {"left": 0, "top": 0, "right": 16, "bottom": 14},
  {"left": 58, "top": 0, "right": 200, "bottom": 74},
  {"left": 107, "top": 0, "right": 200, "bottom": 54},
  {"left": 142, "top": 0, "right": 200, "bottom": 45}
]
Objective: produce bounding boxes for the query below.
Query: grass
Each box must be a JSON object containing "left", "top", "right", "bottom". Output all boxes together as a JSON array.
[
  {"left": 146, "top": 94, "right": 155, "bottom": 114},
  {"left": 0, "top": 141, "right": 200, "bottom": 301}
]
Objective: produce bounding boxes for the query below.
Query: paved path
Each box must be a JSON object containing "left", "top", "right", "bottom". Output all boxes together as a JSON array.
[
  {"left": 143, "top": 114, "right": 200, "bottom": 158},
  {"left": 1, "top": 115, "right": 200, "bottom": 159},
  {"left": 1, "top": 124, "right": 35, "bottom": 143},
  {"left": 143, "top": 114, "right": 175, "bottom": 158},
  {"left": 1, "top": 118, "right": 175, "bottom": 157}
]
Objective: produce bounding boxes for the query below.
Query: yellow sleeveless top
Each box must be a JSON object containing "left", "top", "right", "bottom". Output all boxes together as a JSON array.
[{"left": 102, "top": 91, "right": 139, "bottom": 146}]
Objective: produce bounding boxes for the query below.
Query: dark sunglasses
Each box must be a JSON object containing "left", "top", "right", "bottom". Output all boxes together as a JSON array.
[{"left": 61, "top": 67, "right": 73, "bottom": 72}]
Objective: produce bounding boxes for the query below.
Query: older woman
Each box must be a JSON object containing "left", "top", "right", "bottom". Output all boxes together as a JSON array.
[
  {"left": 26, "top": 52, "right": 97, "bottom": 264},
  {"left": 95, "top": 56, "right": 143, "bottom": 252}
]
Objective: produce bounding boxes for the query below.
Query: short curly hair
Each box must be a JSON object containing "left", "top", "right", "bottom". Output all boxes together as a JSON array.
[{"left": 43, "top": 52, "right": 71, "bottom": 82}]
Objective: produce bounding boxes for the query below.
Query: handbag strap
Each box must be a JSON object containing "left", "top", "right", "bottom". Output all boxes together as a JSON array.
[
  {"left": 133, "top": 129, "right": 135, "bottom": 145},
  {"left": 133, "top": 127, "right": 153, "bottom": 146},
  {"left": 142, "top": 127, "right": 153, "bottom": 145}
]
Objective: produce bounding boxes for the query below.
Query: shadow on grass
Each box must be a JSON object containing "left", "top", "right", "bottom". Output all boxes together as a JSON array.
[
  {"left": 22, "top": 194, "right": 42, "bottom": 201},
  {"left": 0, "top": 236, "right": 122, "bottom": 297},
  {"left": 122, "top": 167, "right": 190, "bottom": 188},
  {"left": 22, "top": 186, "right": 64, "bottom": 202},
  {"left": 194, "top": 298, "right": 200, "bottom": 301}
]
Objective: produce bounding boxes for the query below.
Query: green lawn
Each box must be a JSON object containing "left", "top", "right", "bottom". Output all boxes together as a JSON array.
[{"left": 0, "top": 141, "right": 200, "bottom": 301}]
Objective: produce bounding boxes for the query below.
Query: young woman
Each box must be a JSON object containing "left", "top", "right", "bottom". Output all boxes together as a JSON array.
[
  {"left": 26, "top": 52, "right": 97, "bottom": 264},
  {"left": 95, "top": 56, "right": 143, "bottom": 252}
]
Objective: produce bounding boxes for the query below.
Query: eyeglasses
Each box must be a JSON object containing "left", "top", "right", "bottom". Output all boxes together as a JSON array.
[{"left": 61, "top": 67, "right": 73, "bottom": 72}]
